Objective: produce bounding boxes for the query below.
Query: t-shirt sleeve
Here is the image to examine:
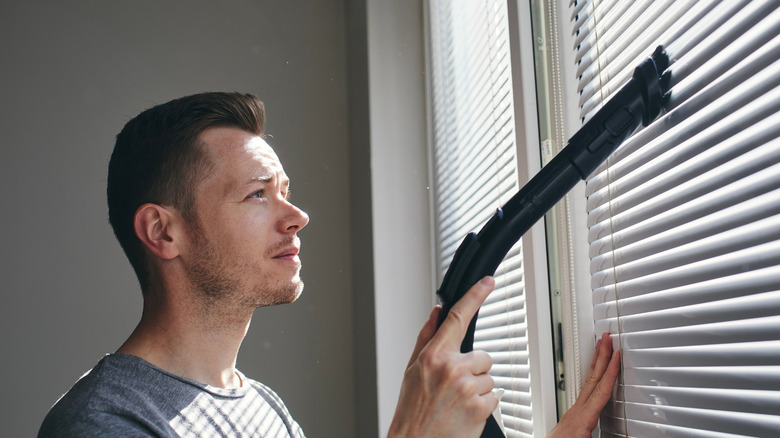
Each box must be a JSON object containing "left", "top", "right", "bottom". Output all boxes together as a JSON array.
[{"left": 38, "top": 408, "right": 160, "bottom": 438}]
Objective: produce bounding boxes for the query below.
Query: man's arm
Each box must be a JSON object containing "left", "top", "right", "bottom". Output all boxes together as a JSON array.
[{"left": 389, "top": 276, "right": 621, "bottom": 437}]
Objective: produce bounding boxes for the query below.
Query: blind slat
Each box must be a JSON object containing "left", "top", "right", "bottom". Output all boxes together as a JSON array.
[
  {"left": 589, "top": 153, "right": 780, "bottom": 244},
  {"left": 609, "top": 401, "right": 780, "bottom": 437},
  {"left": 591, "top": 216, "right": 780, "bottom": 285},
  {"left": 594, "top": 266, "right": 780, "bottom": 317},
  {"left": 624, "top": 340, "right": 780, "bottom": 368},
  {"left": 609, "top": 290, "right": 780, "bottom": 334},
  {"left": 624, "top": 385, "right": 780, "bottom": 417},
  {"left": 592, "top": 241, "right": 780, "bottom": 304},
  {"left": 589, "top": 184, "right": 780, "bottom": 262}
]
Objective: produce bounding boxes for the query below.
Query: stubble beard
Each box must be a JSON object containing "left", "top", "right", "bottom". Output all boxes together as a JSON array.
[{"left": 187, "top": 231, "right": 304, "bottom": 314}]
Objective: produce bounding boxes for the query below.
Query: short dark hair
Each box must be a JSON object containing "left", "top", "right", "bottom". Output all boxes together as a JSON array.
[{"left": 107, "top": 92, "right": 266, "bottom": 289}]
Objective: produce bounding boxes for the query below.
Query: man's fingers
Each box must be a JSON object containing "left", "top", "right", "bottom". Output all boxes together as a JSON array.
[
  {"left": 408, "top": 306, "right": 442, "bottom": 368},
  {"left": 466, "top": 350, "right": 494, "bottom": 375},
  {"left": 472, "top": 372, "right": 496, "bottom": 398},
  {"left": 435, "top": 276, "right": 495, "bottom": 351},
  {"left": 583, "top": 350, "right": 621, "bottom": 414},
  {"left": 589, "top": 338, "right": 602, "bottom": 373},
  {"left": 580, "top": 333, "right": 614, "bottom": 399},
  {"left": 479, "top": 388, "right": 501, "bottom": 413},
  {"left": 593, "top": 333, "right": 614, "bottom": 376},
  {"left": 549, "top": 338, "right": 621, "bottom": 437}
]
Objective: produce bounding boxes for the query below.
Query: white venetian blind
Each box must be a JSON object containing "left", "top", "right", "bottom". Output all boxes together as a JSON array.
[
  {"left": 571, "top": 0, "right": 780, "bottom": 436},
  {"left": 428, "top": 0, "right": 533, "bottom": 436}
]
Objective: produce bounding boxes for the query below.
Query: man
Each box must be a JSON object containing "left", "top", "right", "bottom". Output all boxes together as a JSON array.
[{"left": 39, "top": 92, "right": 619, "bottom": 437}]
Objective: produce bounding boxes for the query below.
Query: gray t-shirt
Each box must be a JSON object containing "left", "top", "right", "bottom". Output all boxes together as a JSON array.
[{"left": 39, "top": 354, "right": 306, "bottom": 437}]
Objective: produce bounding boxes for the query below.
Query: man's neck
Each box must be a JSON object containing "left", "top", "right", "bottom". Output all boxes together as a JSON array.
[{"left": 117, "top": 288, "right": 253, "bottom": 389}]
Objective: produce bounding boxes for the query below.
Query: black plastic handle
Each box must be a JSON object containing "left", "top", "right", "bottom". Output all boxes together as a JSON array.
[{"left": 434, "top": 47, "right": 669, "bottom": 437}]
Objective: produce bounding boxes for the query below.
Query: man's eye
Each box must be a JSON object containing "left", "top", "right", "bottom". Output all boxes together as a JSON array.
[{"left": 249, "top": 190, "right": 265, "bottom": 199}]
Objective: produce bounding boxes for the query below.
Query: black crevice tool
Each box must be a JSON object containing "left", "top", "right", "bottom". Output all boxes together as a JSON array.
[{"left": 435, "top": 46, "right": 670, "bottom": 438}]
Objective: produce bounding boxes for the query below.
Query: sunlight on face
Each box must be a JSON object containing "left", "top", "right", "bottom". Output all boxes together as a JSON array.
[{"left": 186, "top": 128, "right": 308, "bottom": 314}]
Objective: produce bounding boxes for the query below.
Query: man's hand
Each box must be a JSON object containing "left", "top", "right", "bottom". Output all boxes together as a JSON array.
[
  {"left": 548, "top": 332, "right": 621, "bottom": 438},
  {"left": 388, "top": 277, "right": 499, "bottom": 438}
]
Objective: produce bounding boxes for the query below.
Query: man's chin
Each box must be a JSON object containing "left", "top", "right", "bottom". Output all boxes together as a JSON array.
[
  {"left": 288, "top": 280, "right": 304, "bottom": 303},
  {"left": 254, "top": 279, "right": 304, "bottom": 308}
]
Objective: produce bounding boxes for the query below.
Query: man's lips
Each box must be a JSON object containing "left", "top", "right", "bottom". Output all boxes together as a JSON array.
[
  {"left": 269, "top": 237, "right": 301, "bottom": 262},
  {"left": 273, "top": 247, "right": 300, "bottom": 261}
]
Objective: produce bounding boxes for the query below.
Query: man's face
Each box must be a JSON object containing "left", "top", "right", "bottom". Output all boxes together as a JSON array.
[{"left": 182, "top": 126, "right": 309, "bottom": 309}]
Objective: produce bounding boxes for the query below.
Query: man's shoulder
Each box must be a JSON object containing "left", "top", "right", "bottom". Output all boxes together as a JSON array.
[
  {"left": 37, "top": 354, "right": 186, "bottom": 437},
  {"left": 39, "top": 355, "right": 306, "bottom": 437}
]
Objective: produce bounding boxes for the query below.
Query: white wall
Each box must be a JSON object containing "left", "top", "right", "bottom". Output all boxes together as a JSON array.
[{"left": 0, "top": 2, "right": 360, "bottom": 436}]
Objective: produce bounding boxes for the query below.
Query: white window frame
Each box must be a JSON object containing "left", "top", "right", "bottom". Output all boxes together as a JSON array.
[
  {"left": 506, "top": 1, "right": 562, "bottom": 434},
  {"left": 524, "top": 0, "right": 601, "bottom": 416}
]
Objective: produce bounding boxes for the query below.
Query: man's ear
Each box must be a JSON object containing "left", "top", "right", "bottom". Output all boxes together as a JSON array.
[{"left": 133, "top": 203, "right": 182, "bottom": 260}]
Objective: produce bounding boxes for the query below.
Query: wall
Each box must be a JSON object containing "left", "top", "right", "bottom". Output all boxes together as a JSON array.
[
  {"left": 344, "top": 0, "right": 379, "bottom": 435},
  {"left": 0, "top": 2, "right": 358, "bottom": 436}
]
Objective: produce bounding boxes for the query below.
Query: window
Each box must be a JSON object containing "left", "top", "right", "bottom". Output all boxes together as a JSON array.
[
  {"left": 427, "top": 1, "right": 544, "bottom": 436},
  {"left": 428, "top": 0, "right": 779, "bottom": 437}
]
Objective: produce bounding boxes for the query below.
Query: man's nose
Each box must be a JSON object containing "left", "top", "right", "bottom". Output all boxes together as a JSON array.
[{"left": 284, "top": 202, "right": 309, "bottom": 232}]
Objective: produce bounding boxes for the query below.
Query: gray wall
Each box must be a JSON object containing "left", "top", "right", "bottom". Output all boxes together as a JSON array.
[{"left": 0, "top": 2, "right": 366, "bottom": 436}]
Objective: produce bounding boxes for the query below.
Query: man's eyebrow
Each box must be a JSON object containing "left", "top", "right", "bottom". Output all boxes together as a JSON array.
[
  {"left": 231, "top": 174, "right": 272, "bottom": 197},
  {"left": 245, "top": 174, "right": 291, "bottom": 198},
  {"left": 248, "top": 174, "right": 273, "bottom": 183}
]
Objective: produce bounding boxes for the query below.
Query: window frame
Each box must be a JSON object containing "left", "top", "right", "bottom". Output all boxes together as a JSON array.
[{"left": 526, "top": 0, "right": 604, "bottom": 419}]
